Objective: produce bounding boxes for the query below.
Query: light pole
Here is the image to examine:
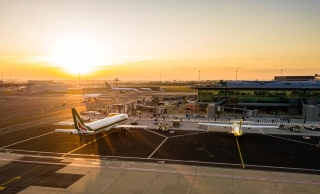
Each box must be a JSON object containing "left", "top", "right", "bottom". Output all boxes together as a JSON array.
[
  {"left": 174, "top": 80, "right": 176, "bottom": 96},
  {"left": 199, "top": 71, "right": 200, "bottom": 82},
  {"left": 114, "top": 78, "right": 119, "bottom": 112},
  {"left": 236, "top": 70, "right": 238, "bottom": 81},
  {"left": 53, "top": 73, "right": 55, "bottom": 92},
  {"left": 1, "top": 72, "right": 3, "bottom": 88},
  {"left": 281, "top": 70, "right": 283, "bottom": 80},
  {"left": 10, "top": 74, "right": 11, "bottom": 87},
  {"left": 146, "top": 77, "right": 147, "bottom": 83},
  {"left": 78, "top": 73, "right": 81, "bottom": 106},
  {"left": 160, "top": 75, "right": 162, "bottom": 91}
]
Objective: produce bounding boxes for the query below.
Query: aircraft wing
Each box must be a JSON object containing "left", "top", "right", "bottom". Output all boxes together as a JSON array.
[
  {"left": 114, "top": 125, "right": 148, "bottom": 129},
  {"left": 54, "top": 129, "right": 76, "bottom": 133},
  {"left": 198, "top": 123, "right": 279, "bottom": 129},
  {"left": 241, "top": 124, "right": 279, "bottom": 129},
  {"left": 198, "top": 123, "right": 233, "bottom": 127},
  {"left": 56, "top": 122, "right": 74, "bottom": 125}
]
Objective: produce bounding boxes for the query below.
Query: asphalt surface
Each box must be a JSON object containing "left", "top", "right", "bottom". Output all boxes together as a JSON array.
[
  {"left": 0, "top": 157, "right": 83, "bottom": 193},
  {"left": 1, "top": 91, "right": 320, "bottom": 193}
]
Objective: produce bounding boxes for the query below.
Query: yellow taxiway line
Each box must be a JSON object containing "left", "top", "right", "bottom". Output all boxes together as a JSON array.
[{"left": 235, "top": 137, "right": 245, "bottom": 169}]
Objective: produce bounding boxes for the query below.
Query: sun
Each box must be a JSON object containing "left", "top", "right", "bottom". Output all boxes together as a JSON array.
[{"left": 52, "top": 36, "right": 102, "bottom": 74}]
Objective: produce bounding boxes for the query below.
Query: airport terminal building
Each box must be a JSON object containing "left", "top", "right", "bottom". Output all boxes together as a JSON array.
[
  {"left": 26, "top": 80, "right": 68, "bottom": 93},
  {"left": 191, "top": 80, "right": 320, "bottom": 116}
]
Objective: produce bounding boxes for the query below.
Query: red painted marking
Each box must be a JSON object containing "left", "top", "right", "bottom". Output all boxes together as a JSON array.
[{"left": 77, "top": 120, "right": 88, "bottom": 131}]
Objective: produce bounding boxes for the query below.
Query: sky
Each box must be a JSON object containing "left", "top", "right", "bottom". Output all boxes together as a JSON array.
[{"left": 0, "top": 0, "right": 319, "bottom": 81}]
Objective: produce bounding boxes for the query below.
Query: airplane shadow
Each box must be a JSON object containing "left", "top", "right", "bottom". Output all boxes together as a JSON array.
[{"left": 77, "top": 129, "right": 134, "bottom": 157}]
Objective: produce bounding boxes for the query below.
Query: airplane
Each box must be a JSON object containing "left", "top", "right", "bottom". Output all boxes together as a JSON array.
[
  {"left": 187, "top": 99, "right": 197, "bottom": 103},
  {"left": 54, "top": 108, "right": 147, "bottom": 135},
  {"left": 198, "top": 119, "right": 279, "bottom": 137},
  {"left": 140, "top": 87, "right": 153, "bottom": 91},
  {"left": 83, "top": 94, "right": 102, "bottom": 102},
  {"left": 105, "top": 82, "right": 139, "bottom": 93}
]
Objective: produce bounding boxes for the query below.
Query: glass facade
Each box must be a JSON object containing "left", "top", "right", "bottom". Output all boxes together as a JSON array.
[
  {"left": 198, "top": 89, "right": 320, "bottom": 103},
  {"left": 194, "top": 80, "right": 320, "bottom": 107}
]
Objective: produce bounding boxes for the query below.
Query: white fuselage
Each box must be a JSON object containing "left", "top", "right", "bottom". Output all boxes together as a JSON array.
[
  {"left": 54, "top": 107, "right": 147, "bottom": 135},
  {"left": 141, "top": 88, "right": 153, "bottom": 91},
  {"left": 63, "top": 114, "right": 129, "bottom": 135},
  {"left": 83, "top": 94, "right": 101, "bottom": 101},
  {"left": 113, "top": 88, "right": 139, "bottom": 93},
  {"left": 85, "top": 114, "right": 128, "bottom": 133}
]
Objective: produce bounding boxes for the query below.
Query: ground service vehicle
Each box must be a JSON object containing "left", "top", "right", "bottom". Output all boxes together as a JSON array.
[
  {"left": 289, "top": 125, "right": 302, "bottom": 132},
  {"left": 172, "top": 119, "right": 181, "bottom": 128}
]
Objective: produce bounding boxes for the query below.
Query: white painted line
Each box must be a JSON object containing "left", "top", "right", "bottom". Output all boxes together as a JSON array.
[
  {"left": 168, "top": 131, "right": 206, "bottom": 138},
  {"left": 91, "top": 162, "right": 102, "bottom": 165},
  {"left": 1, "top": 157, "right": 320, "bottom": 185},
  {"left": 0, "top": 149, "right": 66, "bottom": 155},
  {"left": 0, "top": 114, "right": 70, "bottom": 136},
  {"left": 245, "top": 163, "right": 320, "bottom": 173},
  {"left": 264, "top": 134, "right": 316, "bottom": 146},
  {"left": 0, "top": 132, "right": 53, "bottom": 149},
  {"left": 62, "top": 131, "right": 113, "bottom": 157},
  {"left": 143, "top": 128, "right": 167, "bottom": 138},
  {"left": 6, "top": 149, "right": 319, "bottom": 175},
  {"left": 148, "top": 137, "right": 168, "bottom": 158}
]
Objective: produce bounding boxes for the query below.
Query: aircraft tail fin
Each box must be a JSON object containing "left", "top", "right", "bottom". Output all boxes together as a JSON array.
[
  {"left": 105, "top": 82, "right": 113, "bottom": 90},
  {"left": 71, "top": 108, "right": 93, "bottom": 132}
]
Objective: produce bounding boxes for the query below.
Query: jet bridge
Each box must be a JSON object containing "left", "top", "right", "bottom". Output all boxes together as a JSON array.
[
  {"left": 207, "top": 97, "right": 228, "bottom": 118},
  {"left": 301, "top": 97, "right": 310, "bottom": 106},
  {"left": 299, "top": 97, "right": 319, "bottom": 122}
]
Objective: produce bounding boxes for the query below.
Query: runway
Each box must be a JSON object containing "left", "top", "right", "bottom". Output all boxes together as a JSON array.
[{"left": 1, "top": 92, "right": 320, "bottom": 193}]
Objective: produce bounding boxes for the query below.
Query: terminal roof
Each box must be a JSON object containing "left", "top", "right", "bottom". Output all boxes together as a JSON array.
[{"left": 192, "top": 80, "right": 320, "bottom": 90}]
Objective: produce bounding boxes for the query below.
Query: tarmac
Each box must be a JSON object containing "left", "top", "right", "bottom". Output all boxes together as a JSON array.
[
  {"left": 1, "top": 92, "right": 320, "bottom": 193},
  {"left": 1, "top": 118, "right": 320, "bottom": 193},
  {"left": 1, "top": 142, "right": 320, "bottom": 194}
]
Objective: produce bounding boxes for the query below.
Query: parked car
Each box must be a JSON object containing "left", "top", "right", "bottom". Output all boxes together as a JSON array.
[
  {"left": 305, "top": 125, "right": 320, "bottom": 131},
  {"left": 131, "top": 120, "right": 138, "bottom": 125},
  {"left": 278, "top": 124, "right": 285, "bottom": 130}
]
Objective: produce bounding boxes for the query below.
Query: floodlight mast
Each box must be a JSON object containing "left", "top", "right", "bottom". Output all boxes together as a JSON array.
[{"left": 114, "top": 78, "right": 119, "bottom": 113}]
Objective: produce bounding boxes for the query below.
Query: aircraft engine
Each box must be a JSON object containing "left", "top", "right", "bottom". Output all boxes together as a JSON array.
[{"left": 71, "top": 129, "right": 79, "bottom": 135}]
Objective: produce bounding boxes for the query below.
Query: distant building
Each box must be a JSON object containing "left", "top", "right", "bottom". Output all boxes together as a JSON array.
[
  {"left": 274, "top": 75, "right": 318, "bottom": 81},
  {"left": 27, "top": 80, "right": 68, "bottom": 93}
]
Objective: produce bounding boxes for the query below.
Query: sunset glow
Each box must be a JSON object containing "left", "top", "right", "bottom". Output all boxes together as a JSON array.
[
  {"left": 52, "top": 36, "right": 101, "bottom": 74},
  {"left": 0, "top": 1, "right": 319, "bottom": 81}
]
